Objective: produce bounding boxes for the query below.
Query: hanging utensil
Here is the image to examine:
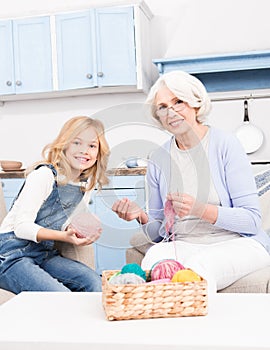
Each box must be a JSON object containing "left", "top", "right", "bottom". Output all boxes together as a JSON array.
[{"left": 235, "top": 100, "right": 264, "bottom": 154}]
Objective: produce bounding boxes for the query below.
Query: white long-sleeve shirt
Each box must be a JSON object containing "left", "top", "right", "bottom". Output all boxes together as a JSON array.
[{"left": 0, "top": 166, "right": 92, "bottom": 242}]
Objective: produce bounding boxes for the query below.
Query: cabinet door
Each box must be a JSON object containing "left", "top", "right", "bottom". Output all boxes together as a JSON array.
[
  {"left": 95, "top": 6, "right": 136, "bottom": 86},
  {"left": 56, "top": 11, "right": 97, "bottom": 90},
  {"left": 1, "top": 179, "right": 25, "bottom": 211},
  {"left": 12, "top": 17, "right": 53, "bottom": 94},
  {"left": 91, "top": 187, "right": 144, "bottom": 275},
  {"left": 0, "top": 20, "right": 15, "bottom": 94}
]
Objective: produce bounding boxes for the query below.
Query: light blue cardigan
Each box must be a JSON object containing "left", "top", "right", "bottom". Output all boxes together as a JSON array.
[{"left": 143, "top": 127, "right": 270, "bottom": 253}]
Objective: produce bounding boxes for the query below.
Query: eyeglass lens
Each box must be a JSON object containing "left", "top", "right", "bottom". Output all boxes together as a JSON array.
[{"left": 156, "top": 100, "right": 185, "bottom": 118}]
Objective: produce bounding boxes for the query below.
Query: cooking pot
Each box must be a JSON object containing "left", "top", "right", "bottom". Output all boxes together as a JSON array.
[{"left": 235, "top": 100, "right": 264, "bottom": 154}]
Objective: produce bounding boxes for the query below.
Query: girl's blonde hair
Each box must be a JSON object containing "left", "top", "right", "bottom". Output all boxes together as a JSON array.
[
  {"left": 146, "top": 70, "right": 212, "bottom": 125},
  {"left": 28, "top": 116, "right": 110, "bottom": 191}
]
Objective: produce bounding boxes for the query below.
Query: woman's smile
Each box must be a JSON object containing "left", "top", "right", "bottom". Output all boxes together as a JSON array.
[{"left": 168, "top": 118, "right": 184, "bottom": 127}]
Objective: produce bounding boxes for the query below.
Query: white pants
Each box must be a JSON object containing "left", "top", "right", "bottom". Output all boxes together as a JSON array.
[{"left": 141, "top": 237, "right": 270, "bottom": 292}]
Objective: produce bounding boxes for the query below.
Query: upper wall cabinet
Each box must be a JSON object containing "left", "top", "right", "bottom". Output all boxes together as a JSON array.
[
  {"left": 56, "top": 7, "right": 137, "bottom": 90},
  {"left": 0, "top": 17, "right": 53, "bottom": 95},
  {"left": 0, "top": 2, "right": 152, "bottom": 101}
]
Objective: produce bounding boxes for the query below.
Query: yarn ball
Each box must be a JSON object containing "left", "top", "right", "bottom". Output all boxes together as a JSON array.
[
  {"left": 70, "top": 212, "right": 102, "bottom": 240},
  {"left": 121, "top": 263, "right": 146, "bottom": 281},
  {"left": 109, "top": 273, "right": 146, "bottom": 285},
  {"left": 148, "top": 278, "right": 171, "bottom": 284},
  {"left": 108, "top": 271, "right": 121, "bottom": 281},
  {"left": 171, "top": 269, "right": 201, "bottom": 283},
  {"left": 150, "top": 259, "right": 185, "bottom": 281}
]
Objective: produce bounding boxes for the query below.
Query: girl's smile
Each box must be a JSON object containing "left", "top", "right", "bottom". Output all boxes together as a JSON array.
[{"left": 65, "top": 126, "right": 99, "bottom": 180}]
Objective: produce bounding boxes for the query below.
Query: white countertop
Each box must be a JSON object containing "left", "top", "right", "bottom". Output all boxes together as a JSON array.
[{"left": 0, "top": 292, "right": 269, "bottom": 350}]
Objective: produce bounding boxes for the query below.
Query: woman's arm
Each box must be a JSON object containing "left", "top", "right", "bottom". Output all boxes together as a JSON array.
[{"left": 212, "top": 132, "right": 261, "bottom": 235}]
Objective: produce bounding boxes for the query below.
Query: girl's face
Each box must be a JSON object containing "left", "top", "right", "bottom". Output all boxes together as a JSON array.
[
  {"left": 65, "top": 126, "right": 99, "bottom": 180},
  {"left": 155, "top": 86, "right": 199, "bottom": 135}
]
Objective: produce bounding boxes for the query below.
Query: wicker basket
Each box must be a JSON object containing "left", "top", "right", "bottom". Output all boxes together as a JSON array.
[{"left": 102, "top": 269, "right": 208, "bottom": 321}]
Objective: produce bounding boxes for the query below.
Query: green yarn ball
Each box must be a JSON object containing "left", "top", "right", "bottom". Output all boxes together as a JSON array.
[{"left": 121, "top": 263, "right": 146, "bottom": 281}]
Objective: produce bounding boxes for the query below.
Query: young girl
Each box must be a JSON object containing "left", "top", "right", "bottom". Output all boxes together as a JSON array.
[{"left": 0, "top": 116, "right": 110, "bottom": 293}]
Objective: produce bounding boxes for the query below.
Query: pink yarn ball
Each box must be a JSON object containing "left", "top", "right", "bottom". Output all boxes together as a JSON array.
[
  {"left": 148, "top": 278, "right": 171, "bottom": 284},
  {"left": 70, "top": 212, "right": 102, "bottom": 240},
  {"left": 150, "top": 259, "right": 185, "bottom": 281}
]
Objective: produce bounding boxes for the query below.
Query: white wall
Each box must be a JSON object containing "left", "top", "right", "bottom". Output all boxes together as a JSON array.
[
  {"left": 0, "top": 0, "right": 270, "bottom": 169},
  {"left": 147, "top": 0, "right": 270, "bottom": 58}
]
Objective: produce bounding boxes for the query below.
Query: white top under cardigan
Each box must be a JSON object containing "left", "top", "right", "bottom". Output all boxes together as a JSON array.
[
  {"left": 0, "top": 166, "right": 92, "bottom": 242},
  {"left": 170, "top": 130, "right": 240, "bottom": 243}
]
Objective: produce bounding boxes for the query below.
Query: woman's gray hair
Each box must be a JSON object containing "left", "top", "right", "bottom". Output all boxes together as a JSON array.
[{"left": 146, "top": 70, "right": 212, "bottom": 124}]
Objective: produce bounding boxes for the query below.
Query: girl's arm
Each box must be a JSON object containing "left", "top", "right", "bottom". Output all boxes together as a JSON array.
[{"left": 12, "top": 166, "right": 55, "bottom": 242}]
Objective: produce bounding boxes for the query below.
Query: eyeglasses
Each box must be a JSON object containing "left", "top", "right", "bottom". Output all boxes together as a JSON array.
[{"left": 155, "top": 99, "right": 186, "bottom": 118}]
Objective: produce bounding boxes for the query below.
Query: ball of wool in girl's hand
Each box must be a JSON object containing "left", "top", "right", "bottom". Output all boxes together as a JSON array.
[
  {"left": 70, "top": 212, "right": 102, "bottom": 241},
  {"left": 171, "top": 269, "right": 201, "bottom": 283},
  {"left": 150, "top": 259, "right": 185, "bottom": 281},
  {"left": 121, "top": 263, "right": 146, "bottom": 281},
  {"left": 109, "top": 273, "right": 146, "bottom": 285}
]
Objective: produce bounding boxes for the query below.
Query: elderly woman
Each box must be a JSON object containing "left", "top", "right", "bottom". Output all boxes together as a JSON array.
[{"left": 112, "top": 70, "right": 270, "bottom": 291}]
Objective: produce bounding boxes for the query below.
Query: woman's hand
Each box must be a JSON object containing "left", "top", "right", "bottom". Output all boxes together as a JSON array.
[
  {"left": 167, "top": 192, "right": 205, "bottom": 218},
  {"left": 112, "top": 198, "right": 148, "bottom": 224},
  {"left": 167, "top": 192, "right": 217, "bottom": 224}
]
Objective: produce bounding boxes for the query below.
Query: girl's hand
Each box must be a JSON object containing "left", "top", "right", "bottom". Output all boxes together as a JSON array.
[
  {"left": 64, "top": 226, "right": 101, "bottom": 246},
  {"left": 37, "top": 225, "right": 102, "bottom": 245},
  {"left": 112, "top": 198, "right": 147, "bottom": 223},
  {"left": 167, "top": 192, "right": 205, "bottom": 218}
]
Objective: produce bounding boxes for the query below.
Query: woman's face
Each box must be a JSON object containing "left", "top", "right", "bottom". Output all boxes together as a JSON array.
[
  {"left": 65, "top": 126, "right": 99, "bottom": 179},
  {"left": 154, "top": 85, "right": 199, "bottom": 135}
]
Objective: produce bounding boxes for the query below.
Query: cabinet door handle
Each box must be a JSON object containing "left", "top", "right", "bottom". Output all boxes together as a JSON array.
[
  {"left": 6, "top": 81, "right": 12, "bottom": 86},
  {"left": 86, "top": 73, "right": 93, "bottom": 79},
  {"left": 89, "top": 199, "right": 93, "bottom": 205},
  {"left": 97, "top": 72, "right": 104, "bottom": 77},
  {"left": 16, "top": 80, "right": 22, "bottom": 86}
]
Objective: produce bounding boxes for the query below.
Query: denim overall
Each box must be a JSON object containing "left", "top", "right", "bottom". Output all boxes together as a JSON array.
[{"left": 0, "top": 164, "right": 101, "bottom": 293}]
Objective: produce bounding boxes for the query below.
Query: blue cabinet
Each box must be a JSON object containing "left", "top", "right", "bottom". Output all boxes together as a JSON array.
[
  {"left": 55, "top": 11, "right": 96, "bottom": 90},
  {"left": 0, "top": 178, "right": 24, "bottom": 211},
  {"left": 0, "top": 21, "right": 15, "bottom": 95},
  {"left": 90, "top": 175, "right": 145, "bottom": 275},
  {"left": 0, "top": 17, "right": 53, "bottom": 95},
  {"left": 55, "top": 6, "right": 136, "bottom": 90}
]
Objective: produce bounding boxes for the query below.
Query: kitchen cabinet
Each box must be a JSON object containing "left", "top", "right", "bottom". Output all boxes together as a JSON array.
[
  {"left": 55, "top": 4, "right": 151, "bottom": 91},
  {"left": 90, "top": 175, "right": 145, "bottom": 275},
  {"left": 55, "top": 11, "right": 96, "bottom": 90},
  {"left": 0, "top": 17, "right": 53, "bottom": 95},
  {"left": 0, "top": 178, "right": 24, "bottom": 211},
  {"left": 0, "top": 1, "right": 152, "bottom": 100}
]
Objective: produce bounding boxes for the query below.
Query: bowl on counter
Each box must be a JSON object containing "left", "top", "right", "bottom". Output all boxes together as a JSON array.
[
  {"left": 0, "top": 160, "right": 23, "bottom": 171},
  {"left": 125, "top": 157, "right": 139, "bottom": 168},
  {"left": 125, "top": 157, "right": 148, "bottom": 168}
]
